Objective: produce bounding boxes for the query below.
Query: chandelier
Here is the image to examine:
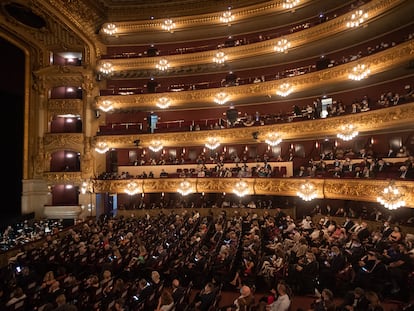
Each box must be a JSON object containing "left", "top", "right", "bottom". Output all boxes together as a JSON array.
[
  {"left": 95, "top": 142, "right": 109, "bottom": 154},
  {"left": 274, "top": 39, "right": 291, "bottom": 53},
  {"left": 149, "top": 140, "right": 163, "bottom": 152},
  {"left": 265, "top": 132, "right": 282, "bottom": 146},
  {"left": 214, "top": 92, "right": 230, "bottom": 105},
  {"left": 205, "top": 137, "right": 221, "bottom": 150},
  {"left": 336, "top": 124, "right": 358, "bottom": 141},
  {"left": 80, "top": 180, "right": 93, "bottom": 195},
  {"left": 162, "top": 19, "right": 176, "bottom": 33},
  {"left": 213, "top": 51, "right": 228, "bottom": 64},
  {"left": 233, "top": 180, "right": 249, "bottom": 197},
  {"left": 282, "top": 0, "right": 300, "bottom": 9},
  {"left": 102, "top": 23, "right": 117, "bottom": 36},
  {"left": 377, "top": 180, "right": 405, "bottom": 210},
  {"left": 177, "top": 180, "right": 193, "bottom": 196},
  {"left": 156, "top": 97, "right": 171, "bottom": 109},
  {"left": 125, "top": 182, "right": 141, "bottom": 196},
  {"left": 98, "top": 62, "right": 114, "bottom": 75},
  {"left": 156, "top": 59, "right": 170, "bottom": 71},
  {"left": 98, "top": 100, "right": 113, "bottom": 112},
  {"left": 297, "top": 180, "right": 317, "bottom": 201},
  {"left": 348, "top": 64, "right": 370, "bottom": 81},
  {"left": 346, "top": 10, "right": 368, "bottom": 28},
  {"left": 220, "top": 9, "right": 235, "bottom": 24},
  {"left": 276, "top": 83, "right": 293, "bottom": 97}
]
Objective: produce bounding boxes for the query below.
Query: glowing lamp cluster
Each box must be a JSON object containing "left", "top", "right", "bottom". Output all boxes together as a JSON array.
[
  {"left": 102, "top": 23, "right": 117, "bottom": 35},
  {"left": 265, "top": 132, "right": 282, "bottom": 146},
  {"left": 336, "top": 124, "right": 358, "bottom": 141},
  {"left": 213, "top": 51, "right": 228, "bottom": 64},
  {"left": 95, "top": 142, "right": 109, "bottom": 154},
  {"left": 376, "top": 181, "right": 405, "bottom": 210},
  {"left": 205, "top": 137, "right": 221, "bottom": 150},
  {"left": 274, "top": 39, "right": 291, "bottom": 53},
  {"left": 156, "top": 59, "right": 170, "bottom": 71},
  {"left": 276, "top": 83, "right": 293, "bottom": 97},
  {"left": 98, "top": 100, "right": 113, "bottom": 112},
  {"left": 346, "top": 10, "right": 368, "bottom": 28},
  {"left": 349, "top": 64, "right": 370, "bottom": 81},
  {"left": 156, "top": 97, "right": 171, "bottom": 109},
  {"left": 297, "top": 181, "right": 317, "bottom": 201},
  {"left": 162, "top": 19, "right": 176, "bottom": 32},
  {"left": 125, "top": 182, "right": 141, "bottom": 196},
  {"left": 214, "top": 92, "right": 230, "bottom": 105},
  {"left": 149, "top": 140, "right": 163, "bottom": 152},
  {"left": 282, "top": 0, "right": 300, "bottom": 9},
  {"left": 220, "top": 9, "right": 235, "bottom": 24},
  {"left": 233, "top": 180, "right": 249, "bottom": 197},
  {"left": 99, "top": 62, "right": 114, "bottom": 75},
  {"left": 177, "top": 180, "right": 192, "bottom": 196}
]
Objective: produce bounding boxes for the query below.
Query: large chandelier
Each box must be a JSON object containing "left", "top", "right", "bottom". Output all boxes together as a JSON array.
[
  {"left": 156, "top": 97, "right": 171, "bottom": 109},
  {"left": 162, "top": 19, "right": 176, "bottom": 33},
  {"left": 213, "top": 51, "right": 228, "bottom": 64},
  {"left": 282, "top": 0, "right": 300, "bottom": 9},
  {"left": 214, "top": 92, "right": 230, "bottom": 105},
  {"left": 346, "top": 10, "right": 368, "bottom": 28},
  {"left": 265, "top": 132, "right": 282, "bottom": 146},
  {"left": 274, "top": 39, "right": 291, "bottom": 53},
  {"left": 125, "top": 182, "right": 141, "bottom": 195},
  {"left": 98, "top": 62, "right": 114, "bottom": 75},
  {"left": 205, "top": 137, "right": 221, "bottom": 150},
  {"left": 297, "top": 180, "right": 317, "bottom": 201},
  {"left": 348, "top": 64, "right": 370, "bottom": 81},
  {"left": 220, "top": 8, "right": 235, "bottom": 24},
  {"left": 177, "top": 180, "right": 192, "bottom": 196},
  {"left": 233, "top": 180, "right": 249, "bottom": 197},
  {"left": 276, "top": 83, "right": 293, "bottom": 97},
  {"left": 337, "top": 124, "right": 358, "bottom": 141},
  {"left": 102, "top": 23, "right": 117, "bottom": 36},
  {"left": 156, "top": 59, "right": 170, "bottom": 71},
  {"left": 98, "top": 100, "right": 113, "bottom": 112},
  {"left": 94, "top": 142, "right": 109, "bottom": 154},
  {"left": 149, "top": 140, "right": 163, "bottom": 152},
  {"left": 377, "top": 180, "right": 405, "bottom": 210}
]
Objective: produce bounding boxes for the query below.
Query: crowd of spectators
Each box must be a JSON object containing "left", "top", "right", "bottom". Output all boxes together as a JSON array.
[{"left": 0, "top": 206, "right": 413, "bottom": 311}]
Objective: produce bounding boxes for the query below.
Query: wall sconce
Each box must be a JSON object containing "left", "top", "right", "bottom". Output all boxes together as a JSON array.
[
  {"left": 156, "top": 97, "right": 171, "bottom": 109},
  {"left": 274, "top": 38, "right": 291, "bottom": 53},
  {"left": 98, "top": 100, "right": 113, "bottom": 112},
  {"left": 297, "top": 180, "right": 317, "bottom": 201},
  {"left": 162, "top": 19, "right": 176, "bottom": 33},
  {"left": 233, "top": 180, "right": 249, "bottom": 197},
  {"left": 265, "top": 132, "right": 282, "bottom": 146},
  {"left": 205, "top": 137, "right": 221, "bottom": 150},
  {"left": 214, "top": 92, "right": 230, "bottom": 105},
  {"left": 336, "top": 124, "right": 359, "bottom": 141},
  {"left": 125, "top": 182, "right": 141, "bottom": 195},
  {"left": 156, "top": 59, "right": 169, "bottom": 71},
  {"left": 98, "top": 62, "right": 114, "bottom": 75},
  {"left": 346, "top": 10, "right": 368, "bottom": 28},
  {"left": 178, "top": 180, "right": 193, "bottom": 196},
  {"left": 94, "top": 142, "right": 109, "bottom": 154},
  {"left": 213, "top": 51, "right": 228, "bottom": 64},
  {"left": 149, "top": 140, "right": 163, "bottom": 152},
  {"left": 348, "top": 64, "right": 370, "bottom": 81},
  {"left": 276, "top": 83, "right": 293, "bottom": 97},
  {"left": 102, "top": 23, "right": 117, "bottom": 35}
]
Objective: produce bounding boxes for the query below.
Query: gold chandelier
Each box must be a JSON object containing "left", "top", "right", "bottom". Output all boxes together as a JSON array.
[
  {"left": 348, "top": 64, "right": 370, "bottom": 81},
  {"left": 346, "top": 10, "right": 368, "bottom": 28},
  {"left": 213, "top": 51, "right": 228, "bottom": 64},
  {"left": 95, "top": 142, "right": 109, "bottom": 154},
  {"left": 98, "top": 100, "right": 113, "bottom": 112},
  {"left": 265, "top": 132, "right": 282, "bottom": 146},
  {"left": 125, "top": 182, "right": 141, "bottom": 196},
  {"left": 337, "top": 124, "right": 359, "bottom": 141},
  {"left": 156, "top": 97, "right": 171, "bottom": 109},
  {"left": 214, "top": 92, "right": 230, "bottom": 105},
  {"left": 177, "top": 180, "right": 193, "bottom": 196},
  {"left": 162, "top": 19, "right": 176, "bottom": 33},
  {"left": 274, "top": 39, "right": 291, "bottom": 53},
  {"left": 276, "top": 83, "right": 293, "bottom": 97},
  {"left": 220, "top": 8, "right": 235, "bottom": 24},
  {"left": 149, "top": 140, "right": 163, "bottom": 152},
  {"left": 156, "top": 59, "right": 170, "bottom": 71},
  {"left": 102, "top": 23, "right": 117, "bottom": 35},
  {"left": 297, "top": 180, "right": 317, "bottom": 201},
  {"left": 377, "top": 180, "right": 405, "bottom": 210},
  {"left": 282, "top": 0, "right": 300, "bottom": 9},
  {"left": 205, "top": 137, "right": 221, "bottom": 150},
  {"left": 233, "top": 180, "right": 249, "bottom": 197},
  {"left": 98, "top": 62, "right": 114, "bottom": 75}
]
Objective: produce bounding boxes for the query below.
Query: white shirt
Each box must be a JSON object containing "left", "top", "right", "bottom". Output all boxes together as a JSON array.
[{"left": 270, "top": 294, "right": 291, "bottom": 311}]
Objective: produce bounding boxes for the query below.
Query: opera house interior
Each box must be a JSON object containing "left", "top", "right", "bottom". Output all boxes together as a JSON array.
[{"left": 0, "top": 0, "right": 414, "bottom": 310}]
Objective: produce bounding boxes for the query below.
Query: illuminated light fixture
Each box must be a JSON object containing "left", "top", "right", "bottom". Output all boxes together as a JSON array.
[
  {"left": 348, "top": 64, "right": 370, "bottom": 81},
  {"left": 205, "top": 137, "right": 221, "bottom": 150},
  {"left": 265, "top": 132, "right": 282, "bottom": 146},
  {"left": 336, "top": 124, "right": 359, "bottom": 141},
  {"left": 282, "top": 0, "right": 300, "bottom": 9},
  {"left": 80, "top": 181, "right": 92, "bottom": 195},
  {"left": 156, "top": 59, "right": 169, "bottom": 71},
  {"left": 377, "top": 180, "right": 405, "bottom": 210},
  {"left": 297, "top": 180, "right": 317, "bottom": 201},
  {"left": 346, "top": 10, "right": 368, "bottom": 28},
  {"left": 162, "top": 19, "right": 176, "bottom": 33},
  {"left": 149, "top": 140, "right": 163, "bottom": 152},
  {"left": 99, "top": 62, "right": 114, "bottom": 75},
  {"left": 220, "top": 8, "right": 235, "bottom": 25},
  {"left": 233, "top": 180, "right": 249, "bottom": 197},
  {"left": 95, "top": 142, "right": 109, "bottom": 154},
  {"left": 156, "top": 97, "right": 171, "bottom": 109},
  {"left": 177, "top": 180, "right": 192, "bottom": 196},
  {"left": 214, "top": 92, "right": 230, "bottom": 105},
  {"left": 274, "top": 38, "right": 291, "bottom": 53},
  {"left": 98, "top": 100, "right": 113, "bottom": 112},
  {"left": 213, "top": 51, "right": 228, "bottom": 64},
  {"left": 102, "top": 23, "right": 117, "bottom": 35},
  {"left": 276, "top": 83, "right": 293, "bottom": 97},
  {"left": 125, "top": 182, "right": 141, "bottom": 196}
]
